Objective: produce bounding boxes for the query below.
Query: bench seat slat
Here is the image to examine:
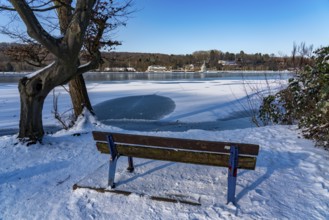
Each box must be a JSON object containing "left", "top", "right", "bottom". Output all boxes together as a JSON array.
[
  {"left": 93, "top": 131, "right": 259, "bottom": 156},
  {"left": 96, "top": 142, "right": 257, "bottom": 170}
]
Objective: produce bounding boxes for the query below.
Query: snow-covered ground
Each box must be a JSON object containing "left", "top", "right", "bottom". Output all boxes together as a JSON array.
[{"left": 0, "top": 76, "right": 328, "bottom": 219}]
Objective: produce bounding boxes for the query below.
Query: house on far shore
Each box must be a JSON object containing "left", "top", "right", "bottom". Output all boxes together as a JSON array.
[
  {"left": 103, "top": 67, "right": 136, "bottom": 72},
  {"left": 146, "top": 65, "right": 167, "bottom": 72},
  {"left": 218, "top": 60, "right": 237, "bottom": 66},
  {"left": 185, "top": 64, "right": 195, "bottom": 72}
]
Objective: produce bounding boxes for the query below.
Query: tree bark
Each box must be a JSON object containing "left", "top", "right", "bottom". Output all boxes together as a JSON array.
[
  {"left": 18, "top": 77, "right": 45, "bottom": 143},
  {"left": 17, "top": 63, "right": 58, "bottom": 143},
  {"left": 55, "top": 0, "right": 94, "bottom": 120},
  {"left": 69, "top": 74, "right": 94, "bottom": 119}
]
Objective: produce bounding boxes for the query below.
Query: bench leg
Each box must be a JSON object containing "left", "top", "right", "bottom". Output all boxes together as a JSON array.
[
  {"left": 108, "top": 135, "right": 118, "bottom": 188},
  {"left": 127, "top": 156, "right": 134, "bottom": 172},
  {"left": 227, "top": 146, "right": 238, "bottom": 205},
  {"left": 108, "top": 157, "right": 118, "bottom": 188}
]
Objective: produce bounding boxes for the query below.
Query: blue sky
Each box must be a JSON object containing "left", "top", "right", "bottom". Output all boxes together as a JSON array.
[
  {"left": 0, "top": 0, "right": 329, "bottom": 56},
  {"left": 114, "top": 0, "right": 329, "bottom": 55}
]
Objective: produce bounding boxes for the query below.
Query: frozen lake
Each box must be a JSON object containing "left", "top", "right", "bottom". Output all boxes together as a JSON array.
[
  {"left": 0, "top": 70, "right": 292, "bottom": 82},
  {"left": 0, "top": 72, "right": 290, "bottom": 135}
]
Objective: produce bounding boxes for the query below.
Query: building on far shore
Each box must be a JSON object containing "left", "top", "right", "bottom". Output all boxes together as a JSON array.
[
  {"left": 184, "top": 64, "right": 195, "bottom": 72},
  {"left": 103, "top": 67, "right": 136, "bottom": 72},
  {"left": 146, "top": 65, "right": 167, "bottom": 72},
  {"left": 218, "top": 60, "right": 237, "bottom": 66}
]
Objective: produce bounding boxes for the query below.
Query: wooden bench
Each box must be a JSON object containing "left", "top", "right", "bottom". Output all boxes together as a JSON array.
[{"left": 92, "top": 131, "right": 259, "bottom": 204}]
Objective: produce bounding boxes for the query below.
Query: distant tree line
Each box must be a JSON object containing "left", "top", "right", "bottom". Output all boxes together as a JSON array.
[
  {"left": 0, "top": 43, "right": 36, "bottom": 71},
  {"left": 0, "top": 43, "right": 313, "bottom": 72},
  {"left": 92, "top": 45, "right": 314, "bottom": 72}
]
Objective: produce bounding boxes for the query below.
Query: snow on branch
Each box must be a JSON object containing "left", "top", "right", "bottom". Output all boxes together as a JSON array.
[{"left": 26, "top": 61, "right": 55, "bottom": 79}]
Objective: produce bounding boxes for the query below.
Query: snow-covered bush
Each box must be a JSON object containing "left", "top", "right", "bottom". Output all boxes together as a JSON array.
[{"left": 259, "top": 46, "right": 329, "bottom": 149}]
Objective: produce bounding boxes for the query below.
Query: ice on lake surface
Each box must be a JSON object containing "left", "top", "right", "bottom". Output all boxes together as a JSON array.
[
  {"left": 0, "top": 70, "right": 293, "bottom": 82},
  {"left": 0, "top": 71, "right": 290, "bottom": 134}
]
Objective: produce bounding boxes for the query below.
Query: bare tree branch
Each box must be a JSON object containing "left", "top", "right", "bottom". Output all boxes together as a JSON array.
[
  {"left": 4, "top": 43, "right": 50, "bottom": 67},
  {"left": 0, "top": 5, "right": 16, "bottom": 11},
  {"left": 59, "top": 0, "right": 97, "bottom": 57},
  {"left": 9, "top": 0, "right": 62, "bottom": 57},
  {"left": 77, "top": 50, "right": 102, "bottom": 75},
  {"left": 1, "top": 1, "right": 68, "bottom": 12}
]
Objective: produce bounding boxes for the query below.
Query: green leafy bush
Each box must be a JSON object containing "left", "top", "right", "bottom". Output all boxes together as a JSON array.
[{"left": 259, "top": 46, "right": 329, "bottom": 149}]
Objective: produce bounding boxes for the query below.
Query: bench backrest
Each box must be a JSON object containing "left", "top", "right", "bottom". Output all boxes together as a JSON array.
[{"left": 92, "top": 131, "right": 259, "bottom": 170}]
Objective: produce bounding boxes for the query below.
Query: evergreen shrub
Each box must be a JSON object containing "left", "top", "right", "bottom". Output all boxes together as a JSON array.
[{"left": 259, "top": 46, "right": 329, "bottom": 149}]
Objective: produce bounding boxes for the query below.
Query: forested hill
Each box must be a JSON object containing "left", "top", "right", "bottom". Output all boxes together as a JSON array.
[
  {"left": 101, "top": 51, "right": 296, "bottom": 72},
  {"left": 0, "top": 43, "right": 310, "bottom": 72}
]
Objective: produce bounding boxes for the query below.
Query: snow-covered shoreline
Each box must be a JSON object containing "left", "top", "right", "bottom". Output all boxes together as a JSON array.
[{"left": 0, "top": 118, "right": 328, "bottom": 219}]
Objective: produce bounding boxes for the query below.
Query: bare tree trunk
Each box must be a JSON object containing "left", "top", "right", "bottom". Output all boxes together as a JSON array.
[
  {"left": 17, "top": 60, "right": 80, "bottom": 143},
  {"left": 18, "top": 88, "right": 45, "bottom": 142},
  {"left": 18, "top": 75, "right": 49, "bottom": 143},
  {"left": 69, "top": 74, "right": 94, "bottom": 118},
  {"left": 54, "top": 0, "right": 94, "bottom": 120}
]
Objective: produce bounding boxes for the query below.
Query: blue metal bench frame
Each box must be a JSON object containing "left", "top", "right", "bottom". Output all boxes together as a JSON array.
[{"left": 106, "top": 134, "right": 241, "bottom": 204}]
